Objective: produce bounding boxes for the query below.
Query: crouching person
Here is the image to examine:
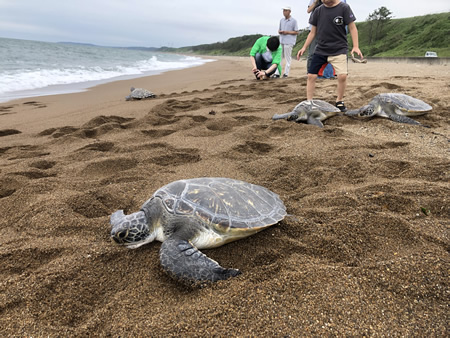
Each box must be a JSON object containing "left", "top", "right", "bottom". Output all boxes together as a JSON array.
[{"left": 250, "top": 36, "right": 282, "bottom": 80}]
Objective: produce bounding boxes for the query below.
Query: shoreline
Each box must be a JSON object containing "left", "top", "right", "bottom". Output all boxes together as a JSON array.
[{"left": 0, "top": 56, "right": 217, "bottom": 104}]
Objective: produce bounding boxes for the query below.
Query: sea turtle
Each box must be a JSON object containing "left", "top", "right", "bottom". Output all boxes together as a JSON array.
[
  {"left": 345, "top": 93, "right": 432, "bottom": 125},
  {"left": 110, "top": 177, "right": 286, "bottom": 282},
  {"left": 125, "top": 87, "right": 156, "bottom": 101},
  {"left": 272, "top": 100, "right": 341, "bottom": 128}
]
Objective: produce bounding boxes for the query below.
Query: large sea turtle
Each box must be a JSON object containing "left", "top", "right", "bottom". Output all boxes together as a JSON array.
[
  {"left": 125, "top": 87, "right": 156, "bottom": 101},
  {"left": 272, "top": 100, "right": 341, "bottom": 128},
  {"left": 110, "top": 177, "right": 286, "bottom": 282},
  {"left": 345, "top": 93, "right": 432, "bottom": 125}
]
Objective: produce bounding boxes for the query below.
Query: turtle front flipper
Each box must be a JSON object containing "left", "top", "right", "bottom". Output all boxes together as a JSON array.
[
  {"left": 160, "top": 237, "right": 241, "bottom": 282},
  {"left": 305, "top": 114, "right": 324, "bottom": 128}
]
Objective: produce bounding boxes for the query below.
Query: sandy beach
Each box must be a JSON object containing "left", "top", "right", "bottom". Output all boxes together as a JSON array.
[{"left": 0, "top": 56, "right": 448, "bottom": 336}]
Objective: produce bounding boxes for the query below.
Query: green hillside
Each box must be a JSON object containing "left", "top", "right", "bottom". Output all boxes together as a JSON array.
[
  {"left": 160, "top": 12, "right": 450, "bottom": 57},
  {"left": 353, "top": 12, "right": 450, "bottom": 57}
]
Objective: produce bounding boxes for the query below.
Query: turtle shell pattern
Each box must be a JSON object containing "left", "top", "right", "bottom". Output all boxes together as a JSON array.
[
  {"left": 131, "top": 88, "right": 156, "bottom": 99},
  {"left": 294, "top": 100, "right": 341, "bottom": 114},
  {"left": 374, "top": 93, "right": 432, "bottom": 115},
  {"left": 147, "top": 177, "right": 286, "bottom": 233}
]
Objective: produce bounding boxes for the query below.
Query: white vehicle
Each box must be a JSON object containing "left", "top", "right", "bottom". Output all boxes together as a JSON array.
[{"left": 425, "top": 51, "right": 438, "bottom": 57}]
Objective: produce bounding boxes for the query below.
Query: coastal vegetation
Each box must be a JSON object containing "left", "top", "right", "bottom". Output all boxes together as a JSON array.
[{"left": 159, "top": 11, "right": 450, "bottom": 57}]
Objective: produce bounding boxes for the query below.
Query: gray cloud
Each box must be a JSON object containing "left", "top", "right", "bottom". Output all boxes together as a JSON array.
[{"left": 0, "top": 1, "right": 448, "bottom": 47}]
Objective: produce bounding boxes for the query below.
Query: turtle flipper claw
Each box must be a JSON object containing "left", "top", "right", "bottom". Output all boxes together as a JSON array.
[{"left": 160, "top": 238, "right": 240, "bottom": 282}]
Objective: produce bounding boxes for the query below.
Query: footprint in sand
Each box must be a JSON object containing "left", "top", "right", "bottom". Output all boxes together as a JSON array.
[
  {"left": 141, "top": 129, "right": 177, "bottom": 138},
  {"left": 29, "top": 160, "right": 56, "bottom": 170},
  {"left": 0, "top": 177, "right": 21, "bottom": 198},
  {"left": 370, "top": 82, "right": 402, "bottom": 90},
  {"left": 67, "top": 190, "right": 125, "bottom": 218},
  {"left": 0, "top": 247, "right": 64, "bottom": 275},
  {"left": 233, "top": 141, "right": 274, "bottom": 155},
  {"left": 38, "top": 115, "right": 134, "bottom": 139},
  {"left": 367, "top": 141, "right": 410, "bottom": 150},
  {"left": 23, "top": 101, "right": 47, "bottom": 108},
  {"left": 152, "top": 148, "right": 201, "bottom": 166},
  {"left": 0, "top": 104, "right": 16, "bottom": 114},
  {"left": 378, "top": 160, "right": 411, "bottom": 178},
  {"left": 205, "top": 117, "right": 239, "bottom": 132},
  {"left": 5, "top": 144, "right": 50, "bottom": 160},
  {"left": 233, "top": 115, "right": 263, "bottom": 124},
  {"left": 76, "top": 142, "right": 115, "bottom": 152},
  {"left": 81, "top": 157, "right": 139, "bottom": 177},
  {"left": 0, "top": 129, "right": 21, "bottom": 137},
  {"left": 10, "top": 169, "right": 56, "bottom": 179}
]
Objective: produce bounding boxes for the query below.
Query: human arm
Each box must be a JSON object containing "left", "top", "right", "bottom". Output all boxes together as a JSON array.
[
  {"left": 296, "top": 26, "right": 316, "bottom": 59},
  {"left": 307, "top": 0, "right": 320, "bottom": 13},
  {"left": 250, "top": 56, "right": 258, "bottom": 72},
  {"left": 279, "top": 29, "right": 299, "bottom": 35},
  {"left": 348, "top": 22, "right": 363, "bottom": 59}
]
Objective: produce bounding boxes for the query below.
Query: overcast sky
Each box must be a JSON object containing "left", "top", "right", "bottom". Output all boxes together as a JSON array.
[{"left": 0, "top": 1, "right": 448, "bottom": 47}]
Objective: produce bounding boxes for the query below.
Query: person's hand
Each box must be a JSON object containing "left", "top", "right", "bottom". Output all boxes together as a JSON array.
[
  {"left": 351, "top": 48, "right": 363, "bottom": 59},
  {"left": 279, "top": 30, "right": 285, "bottom": 35},
  {"left": 297, "top": 48, "right": 306, "bottom": 60}
]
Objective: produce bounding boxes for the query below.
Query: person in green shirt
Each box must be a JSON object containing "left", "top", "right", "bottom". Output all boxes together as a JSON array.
[{"left": 250, "top": 36, "right": 282, "bottom": 80}]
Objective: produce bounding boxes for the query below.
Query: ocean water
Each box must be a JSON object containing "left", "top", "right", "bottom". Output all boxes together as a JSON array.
[{"left": 0, "top": 37, "right": 214, "bottom": 102}]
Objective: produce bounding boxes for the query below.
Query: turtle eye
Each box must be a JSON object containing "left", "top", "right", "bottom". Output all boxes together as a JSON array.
[{"left": 112, "top": 230, "right": 129, "bottom": 242}]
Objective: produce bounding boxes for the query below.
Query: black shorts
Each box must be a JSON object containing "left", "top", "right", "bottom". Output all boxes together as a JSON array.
[{"left": 308, "top": 54, "right": 348, "bottom": 75}]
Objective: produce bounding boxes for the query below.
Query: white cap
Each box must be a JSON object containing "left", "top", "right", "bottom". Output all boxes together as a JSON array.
[{"left": 282, "top": 6, "right": 291, "bottom": 10}]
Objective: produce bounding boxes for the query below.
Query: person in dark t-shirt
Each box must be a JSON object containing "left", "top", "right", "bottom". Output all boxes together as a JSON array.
[{"left": 297, "top": 0, "right": 363, "bottom": 112}]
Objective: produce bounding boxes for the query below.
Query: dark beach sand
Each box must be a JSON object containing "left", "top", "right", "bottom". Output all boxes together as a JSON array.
[{"left": 0, "top": 57, "right": 448, "bottom": 336}]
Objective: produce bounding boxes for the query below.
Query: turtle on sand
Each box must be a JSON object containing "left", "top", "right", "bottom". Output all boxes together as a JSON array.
[
  {"left": 345, "top": 93, "right": 432, "bottom": 125},
  {"left": 110, "top": 177, "right": 286, "bottom": 282},
  {"left": 125, "top": 87, "right": 156, "bottom": 101},
  {"left": 272, "top": 100, "right": 341, "bottom": 128}
]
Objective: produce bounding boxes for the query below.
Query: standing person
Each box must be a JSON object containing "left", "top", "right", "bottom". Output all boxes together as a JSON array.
[
  {"left": 278, "top": 6, "right": 299, "bottom": 78},
  {"left": 297, "top": 0, "right": 363, "bottom": 112},
  {"left": 250, "top": 36, "right": 282, "bottom": 80},
  {"left": 306, "top": 0, "right": 322, "bottom": 72}
]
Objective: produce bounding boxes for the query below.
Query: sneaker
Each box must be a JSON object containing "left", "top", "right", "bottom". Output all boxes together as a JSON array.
[
  {"left": 335, "top": 101, "right": 347, "bottom": 112},
  {"left": 282, "top": 74, "right": 288, "bottom": 78},
  {"left": 271, "top": 74, "right": 280, "bottom": 78}
]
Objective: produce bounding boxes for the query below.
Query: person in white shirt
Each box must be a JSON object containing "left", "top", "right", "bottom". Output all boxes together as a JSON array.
[{"left": 278, "top": 6, "right": 299, "bottom": 78}]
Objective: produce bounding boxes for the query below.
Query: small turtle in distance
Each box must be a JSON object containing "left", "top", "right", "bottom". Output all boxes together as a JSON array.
[
  {"left": 110, "top": 177, "right": 286, "bottom": 283},
  {"left": 272, "top": 100, "right": 341, "bottom": 128},
  {"left": 345, "top": 93, "right": 432, "bottom": 126},
  {"left": 125, "top": 87, "right": 156, "bottom": 101}
]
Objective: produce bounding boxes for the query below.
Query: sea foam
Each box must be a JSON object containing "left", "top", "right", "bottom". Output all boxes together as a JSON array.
[{"left": 0, "top": 37, "right": 214, "bottom": 102}]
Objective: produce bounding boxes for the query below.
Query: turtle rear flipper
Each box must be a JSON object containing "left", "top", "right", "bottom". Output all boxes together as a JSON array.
[{"left": 160, "top": 237, "right": 240, "bottom": 282}]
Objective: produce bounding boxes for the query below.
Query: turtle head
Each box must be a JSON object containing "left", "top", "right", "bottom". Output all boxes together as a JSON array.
[
  {"left": 345, "top": 104, "right": 375, "bottom": 118},
  {"left": 110, "top": 210, "right": 154, "bottom": 249}
]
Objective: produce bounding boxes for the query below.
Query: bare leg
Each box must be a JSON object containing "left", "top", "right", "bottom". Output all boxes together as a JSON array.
[
  {"left": 306, "top": 74, "right": 318, "bottom": 101},
  {"left": 336, "top": 73, "right": 347, "bottom": 102}
]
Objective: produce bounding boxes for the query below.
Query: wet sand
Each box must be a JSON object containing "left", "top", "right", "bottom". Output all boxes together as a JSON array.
[{"left": 0, "top": 57, "right": 448, "bottom": 336}]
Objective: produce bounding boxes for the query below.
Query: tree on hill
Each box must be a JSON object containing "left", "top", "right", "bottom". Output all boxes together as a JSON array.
[{"left": 367, "top": 6, "right": 393, "bottom": 43}]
